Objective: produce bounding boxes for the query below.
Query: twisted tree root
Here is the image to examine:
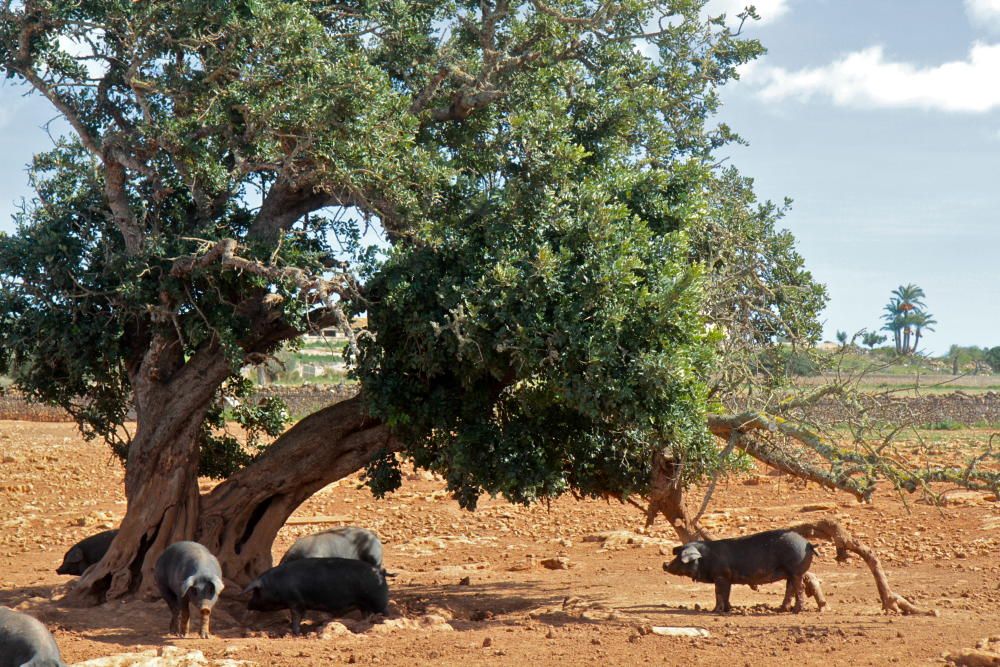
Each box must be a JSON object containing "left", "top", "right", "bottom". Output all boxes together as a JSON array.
[{"left": 791, "top": 518, "right": 936, "bottom": 616}]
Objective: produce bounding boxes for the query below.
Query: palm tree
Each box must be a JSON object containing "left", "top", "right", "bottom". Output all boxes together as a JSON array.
[
  {"left": 881, "top": 298, "right": 904, "bottom": 354},
  {"left": 909, "top": 310, "right": 936, "bottom": 354},
  {"left": 881, "top": 285, "right": 933, "bottom": 356}
]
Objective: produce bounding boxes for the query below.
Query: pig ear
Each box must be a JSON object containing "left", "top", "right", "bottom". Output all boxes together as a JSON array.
[
  {"left": 64, "top": 547, "right": 84, "bottom": 565},
  {"left": 180, "top": 575, "right": 197, "bottom": 598},
  {"left": 671, "top": 545, "right": 684, "bottom": 556},
  {"left": 212, "top": 576, "right": 225, "bottom": 594},
  {"left": 679, "top": 545, "right": 702, "bottom": 564},
  {"left": 241, "top": 578, "right": 262, "bottom": 596}
]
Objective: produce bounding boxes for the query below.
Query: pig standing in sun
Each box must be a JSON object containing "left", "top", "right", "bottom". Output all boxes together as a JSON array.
[{"left": 663, "top": 529, "right": 817, "bottom": 613}]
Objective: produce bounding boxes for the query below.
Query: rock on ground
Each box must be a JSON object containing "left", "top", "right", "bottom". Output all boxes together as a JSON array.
[{"left": 71, "top": 647, "right": 256, "bottom": 667}]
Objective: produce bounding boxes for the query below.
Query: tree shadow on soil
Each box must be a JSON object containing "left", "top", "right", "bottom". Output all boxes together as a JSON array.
[{"left": 2, "top": 578, "right": 641, "bottom": 646}]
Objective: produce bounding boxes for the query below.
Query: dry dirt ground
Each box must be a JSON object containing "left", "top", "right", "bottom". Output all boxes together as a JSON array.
[{"left": 1, "top": 420, "right": 999, "bottom": 666}]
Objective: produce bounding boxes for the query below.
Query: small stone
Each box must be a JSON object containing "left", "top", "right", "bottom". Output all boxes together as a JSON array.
[
  {"left": 482, "top": 637, "right": 493, "bottom": 648},
  {"left": 540, "top": 557, "right": 571, "bottom": 570},
  {"left": 459, "top": 576, "right": 471, "bottom": 586}
]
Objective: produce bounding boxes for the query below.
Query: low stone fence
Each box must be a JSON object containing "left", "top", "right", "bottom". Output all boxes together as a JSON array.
[
  {"left": 1, "top": 385, "right": 997, "bottom": 427},
  {"left": 0, "top": 384, "right": 359, "bottom": 423},
  {"left": 803, "top": 392, "right": 1000, "bottom": 427}
]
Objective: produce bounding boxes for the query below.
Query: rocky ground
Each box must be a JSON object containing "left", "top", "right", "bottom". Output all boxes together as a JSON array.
[{"left": 1, "top": 420, "right": 999, "bottom": 666}]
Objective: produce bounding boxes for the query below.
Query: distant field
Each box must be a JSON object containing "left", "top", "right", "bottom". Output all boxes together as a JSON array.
[{"left": 799, "top": 372, "right": 1000, "bottom": 395}]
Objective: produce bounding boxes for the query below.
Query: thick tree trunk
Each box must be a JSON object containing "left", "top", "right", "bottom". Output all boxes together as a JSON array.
[
  {"left": 69, "top": 346, "right": 230, "bottom": 603},
  {"left": 198, "top": 395, "right": 397, "bottom": 586}
]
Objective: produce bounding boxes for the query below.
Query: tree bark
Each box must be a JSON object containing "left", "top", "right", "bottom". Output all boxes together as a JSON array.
[{"left": 197, "top": 395, "right": 398, "bottom": 586}]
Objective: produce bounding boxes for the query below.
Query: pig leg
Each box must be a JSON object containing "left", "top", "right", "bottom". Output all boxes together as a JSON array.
[
  {"left": 779, "top": 578, "right": 795, "bottom": 612},
  {"left": 179, "top": 601, "right": 191, "bottom": 636},
  {"left": 290, "top": 608, "right": 304, "bottom": 635},
  {"left": 792, "top": 574, "right": 805, "bottom": 613},
  {"left": 713, "top": 579, "right": 732, "bottom": 613},
  {"left": 158, "top": 581, "right": 182, "bottom": 635}
]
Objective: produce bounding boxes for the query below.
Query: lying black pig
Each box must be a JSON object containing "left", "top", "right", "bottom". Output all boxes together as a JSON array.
[
  {"left": 663, "top": 529, "right": 817, "bottom": 613},
  {"left": 244, "top": 557, "right": 389, "bottom": 634},
  {"left": 56, "top": 529, "right": 118, "bottom": 576}
]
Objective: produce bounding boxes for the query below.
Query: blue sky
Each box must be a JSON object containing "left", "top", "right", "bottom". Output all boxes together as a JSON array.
[
  {"left": 1, "top": 1, "right": 998, "bottom": 355},
  {"left": 707, "top": 0, "right": 1000, "bottom": 354}
]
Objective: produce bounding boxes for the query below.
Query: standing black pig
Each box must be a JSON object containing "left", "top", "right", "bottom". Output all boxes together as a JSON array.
[
  {"left": 0, "top": 607, "right": 65, "bottom": 667},
  {"left": 663, "top": 529, "right": 817, "bottom": 613},
  {"left": 153, "top": 541, "right": 224, "bottom": 638},
  {"left": 56, "top": 529, "right": 118, "bottom": 576},
  {"left": 244, "top": 557, "right": 388, "bottom": 634},
  {"left": 279, "top": 526, "right": 384, "bottom": 571}
]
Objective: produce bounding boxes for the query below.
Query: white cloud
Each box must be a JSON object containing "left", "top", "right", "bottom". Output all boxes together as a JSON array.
[
  {"left": 966, "top": 0, "right": 1000, "bottom": 32},
  {"left": 705, "top": 0, "right": 790, "bottom": 26},
  {"left": 745, "top": 43, "right": 1000, "bottom": 112}
]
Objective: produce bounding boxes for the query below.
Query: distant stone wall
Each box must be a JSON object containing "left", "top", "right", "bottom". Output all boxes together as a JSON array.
[
  {"left": 0, "top": 391, "right": 73, "bottom": 421},
  {"left": 807, "top": 392, "right": 1000, "bottom": 427},
  {"left": 0, "top": 384, "right": 359, "bottom": 423},
  {"left": 1, "top": 385, "right": 996, "bottom": 427},
  {"left": 254, "top": 383, "right": 359, "bottom": 417}
]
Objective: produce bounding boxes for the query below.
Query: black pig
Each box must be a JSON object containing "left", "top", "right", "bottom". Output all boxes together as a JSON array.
[
  {"left": 244, "top": 557, "right": 389, "bottom": 635},
  {"left": 0, "top": 607, "right": 65, "bottom": 667},
  {"left": 663, "top": 529, "right": 816, "bottom": 613},
  {"left": 280, "top": 527, "right": 384, "bottom": 571},
  {"left": 153, "top": 541, "right": 224, "bottom": 638},
  {"left": 56, "top": 529, "right": 118, "bottom": 576}
]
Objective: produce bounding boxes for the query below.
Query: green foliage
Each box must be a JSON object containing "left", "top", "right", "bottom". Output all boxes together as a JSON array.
[
  {"left": 985, "top": 347, "right": 1000, "bottom": 373},
  {"left": 0, "top": 0, "right": 818, "bottom": 507},
  {"left": 861, "top": 331, "right": 887, "bottom": 350},
  {"left": 358, "top": 178, "right": 716, "bottom": 506},
  {"left": 920, "top": 419, "right": 965, "bottom": 431}
]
